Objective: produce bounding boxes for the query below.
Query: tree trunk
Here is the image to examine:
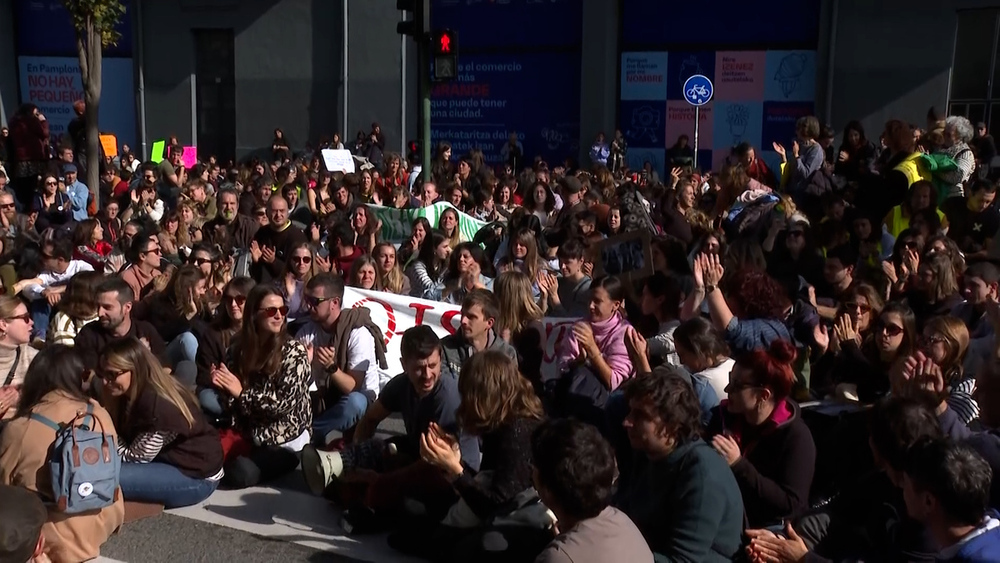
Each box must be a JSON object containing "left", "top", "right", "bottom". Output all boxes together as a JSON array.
[{"left": 77, "top": 20, "right": 103, "bottom": 210}]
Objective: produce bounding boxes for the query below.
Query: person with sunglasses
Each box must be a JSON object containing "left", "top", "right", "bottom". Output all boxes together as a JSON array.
[
  {"left": 209, "top": 284, "right": 311, "bottom": 489},
  {"left": 195, "top": 277, "right": 255, "bottom": 418},
  {"left": 706, "top": 338, "right": 816, "bottom": 529},
  {"left": 31, "top": 174, "right": 72, "bottom": 233},
  {"left": 296, "top": 273, "right": 387, "bottom": 447},
  {"left": 119, "top": 234, "right": 162, "bottom": 302},
  {"left": 0, "top": 296, "right": 37, "bottom": 419}
]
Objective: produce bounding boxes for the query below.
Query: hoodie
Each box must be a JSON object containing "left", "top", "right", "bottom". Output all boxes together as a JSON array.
[
  {"left": 938, "top": 513, "right": 1000, "bottom": 562},
  {"left": 707, "top": 399, "right": 817, "bottom": 527}
]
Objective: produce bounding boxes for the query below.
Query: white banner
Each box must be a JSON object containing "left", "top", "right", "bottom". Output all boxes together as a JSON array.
[{"left": 342, "top": 287, "right": 578, "bottom": 383}]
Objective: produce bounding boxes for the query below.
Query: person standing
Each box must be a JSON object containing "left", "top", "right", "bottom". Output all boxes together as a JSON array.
[{"left": 63, "top": 163, "right": 90, "bottom": 222}]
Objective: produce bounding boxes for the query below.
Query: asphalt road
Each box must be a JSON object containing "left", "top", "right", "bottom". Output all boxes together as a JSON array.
[{"left": 99, "top": 417, "right": 411, "bottom": 563}]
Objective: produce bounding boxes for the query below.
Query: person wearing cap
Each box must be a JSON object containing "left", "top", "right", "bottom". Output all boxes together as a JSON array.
[
  {"left": 0, "top": 484, "right": 51, "bottom": 562},
  {"left": 550, "top": 175, "right": 587, "bottom": 234},
  {"left": 62, "top": 163, "right": 90, "bottom": 222}
]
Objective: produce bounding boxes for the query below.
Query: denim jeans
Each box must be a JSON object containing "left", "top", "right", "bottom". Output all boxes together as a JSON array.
[
  {"left": 119, "top": 462, "right": 218, "bottom": 509},
  {"left": 166, "top": 332, "right": 198, "bottom": 368},
  {"left": 29, "top": 299, "right": 50, "bottom": 340},
  {"left": 312, "top": 391, "right": 370, "bottom": 444},
  {"left": 199, "top": 388, "right": 224, "bottom": 415}
]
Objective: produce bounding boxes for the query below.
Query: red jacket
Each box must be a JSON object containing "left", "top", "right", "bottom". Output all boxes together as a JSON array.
[{"left": 8, "top": 114, "right": 50, "bottom": 162}]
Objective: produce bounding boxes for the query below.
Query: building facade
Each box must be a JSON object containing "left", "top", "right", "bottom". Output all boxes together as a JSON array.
[{"left": 0, "top": 0, "right": 989, "bottom": 177}]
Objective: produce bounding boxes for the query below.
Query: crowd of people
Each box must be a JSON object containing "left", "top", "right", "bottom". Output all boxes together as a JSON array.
[{"left": 0, "top": 101, "right": 999, "bottom": 563}]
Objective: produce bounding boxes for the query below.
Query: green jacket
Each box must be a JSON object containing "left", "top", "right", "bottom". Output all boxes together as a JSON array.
[{"left": 615, "top": 438, "right": 744, "bottom": 562}]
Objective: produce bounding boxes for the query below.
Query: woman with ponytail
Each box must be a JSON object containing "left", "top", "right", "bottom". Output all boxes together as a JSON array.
[{"left": 706, "top": 339, "right": 816, "bottom": 528}]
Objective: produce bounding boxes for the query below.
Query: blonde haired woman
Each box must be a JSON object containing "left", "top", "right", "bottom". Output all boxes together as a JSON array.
[
  {"left": 99, "top": 337, "right": 223, "bottom": 508},
  {"left": 495, "top": 271, "right": 545, "bottom": 385},
  {"left": 402, "top": 350, "right": 548, "bottom": 560},
  {"left": 374, "top": 242, "right": 411, "bottom": 295},
  {"left": 0, "top": 295, "right": 37, "bottom": 418}
]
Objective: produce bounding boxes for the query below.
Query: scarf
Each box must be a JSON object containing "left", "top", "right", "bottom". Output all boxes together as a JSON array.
[{"left": 331, "top": 307, "right": 388, "bottom": 372}]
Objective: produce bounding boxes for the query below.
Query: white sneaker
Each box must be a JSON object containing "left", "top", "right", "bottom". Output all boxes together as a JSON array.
[{"left": 300, "top": 445, "right": 343, "bottom": 496}]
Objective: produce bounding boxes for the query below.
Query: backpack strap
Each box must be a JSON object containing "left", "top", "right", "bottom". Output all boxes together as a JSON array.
[
  {"left": 81, "top": 403, "right": 95, "bottom": 431},
  {"left": 28, "top": 412, "right": 62, "bottom": 432},
  {"left": 3, "top": 345, "right": 21, "bottom": 387}
]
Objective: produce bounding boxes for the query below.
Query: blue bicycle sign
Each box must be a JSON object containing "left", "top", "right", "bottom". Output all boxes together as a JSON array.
[{"left": 682, "top": 74, "right": 713, "bottom": 106}]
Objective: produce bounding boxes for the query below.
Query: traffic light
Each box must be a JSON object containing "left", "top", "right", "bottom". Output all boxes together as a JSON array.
[
  {"left": 432, "top": 29, "right": 458, "bottom": 82},
  {"left": 397, "top": 0, "right": 429, "bottom": 38}
]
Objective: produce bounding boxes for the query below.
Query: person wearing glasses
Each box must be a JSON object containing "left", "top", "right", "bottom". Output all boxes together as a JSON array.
[
  {"left": 119, "top": 234, "right": 162, "bottom": 302},
  {"left": 97, "top": 337, "right": 223, "bottom": 509},
  {"left": 209, "top": 284, "right": 311, "bottom": 489},
  {"left": 0, "top": 295, "right": 37, "bottom": 420},
  {"left": 249, "top": 194, "right": 307, "bottom": 283},
  {"left": 296, "top": 273, "right": 387, "bottom": 447},
  {"left": 195, "top": 277, "right": 255, "bottom": 417},
  {"left": 31, "top": 174, "right": 72, "bottom": 233},
  {"left": 705, "top": 339, "right": 816, "bottom": 529}
]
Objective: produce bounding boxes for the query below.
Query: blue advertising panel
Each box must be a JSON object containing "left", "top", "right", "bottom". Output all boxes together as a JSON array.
[
  {"left": 14, "top": 0, "right": 133, "bottom": 58},
  {"left": 622, "top": 0, "right": 821, "bottom": 48},
  {"left": 18, "top": 56, "right": 136, "bottom": 148},
  {"left": 430, "top": 52, "right": 580, "bottom": 166},
  {"left": 619, "top": 49, "right": 816, "bottom": 172},
  {"left": 764, "top": 51, "right": 817, "bottom": 102},
  {"left": 666, "top": 52, "right": 716, "bottom": 101},
  {"left": 431, "top": 0, "right": 581, "bottom": 50}
]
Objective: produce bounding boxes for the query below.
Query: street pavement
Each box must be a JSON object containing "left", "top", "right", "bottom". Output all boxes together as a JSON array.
[{"left": 98, "top": 418, "right": 415, "bottom": 563}]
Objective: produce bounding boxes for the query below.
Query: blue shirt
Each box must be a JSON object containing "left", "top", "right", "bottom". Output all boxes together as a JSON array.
[{"left": 66, "top": 180, "right": 90, "bottom": 221}]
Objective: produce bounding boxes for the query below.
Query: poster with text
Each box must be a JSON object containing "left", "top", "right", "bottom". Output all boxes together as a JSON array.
[
  {"left": 18, "top": 57, "right": 136, "bottom": 149},
  {"left": 666, "top": 52, "right": 716, "bottom": 101},
  {"left": 666, "top": 101, "right": 714, "bottom": 171},
  {"left": 430, "top": 52, "right": 580, "bottom": 166},
  {"left": 764, "top": 51, "right": 816, "bottom": 102},
  {"left": 761, "top": 101, "right": 816, "bottom": 150},
  {"left": 666, "top": 101, "right": 713, "bottom": 150},
  {"left": 714, "top": 51, "right": 766, "bottom": 101},
  {"left": 620, "top": 52, "right": 669, "bottom": 101}
]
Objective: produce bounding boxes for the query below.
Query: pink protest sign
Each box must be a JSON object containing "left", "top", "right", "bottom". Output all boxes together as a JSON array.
[{"left": 181, "top": 146, "right": 198, "bottom": 168}]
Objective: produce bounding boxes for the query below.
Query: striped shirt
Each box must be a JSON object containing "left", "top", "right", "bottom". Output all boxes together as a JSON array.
[
  {"left": 119, "top": 431, "right": 224, "bottom": 481},
  {"left": 947, "top": 376, "right": 980, "bottom": 425}
]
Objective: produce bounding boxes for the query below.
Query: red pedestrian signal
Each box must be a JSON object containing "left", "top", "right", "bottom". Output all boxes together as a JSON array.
[
  {"left": 432, "top": 30, "right": 459, "bottom": 82},
  {"left": 433, "top": 30, "right": 457, "bottom": 56}
]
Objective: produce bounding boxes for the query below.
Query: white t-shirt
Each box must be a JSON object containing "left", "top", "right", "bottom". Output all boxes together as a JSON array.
[{"left": 297, "top": 322, "right": 381, "bottom": 401}]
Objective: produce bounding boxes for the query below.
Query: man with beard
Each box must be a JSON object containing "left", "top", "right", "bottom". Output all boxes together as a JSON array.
[
  {"left": 202, "top": 187, "right": 259, "bottom": 252},
  {"left": 74, "top": 277, "right": 168, "bottom": 373}
]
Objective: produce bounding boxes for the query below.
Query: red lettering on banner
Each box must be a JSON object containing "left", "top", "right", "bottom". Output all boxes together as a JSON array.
[
  {"left": 351, "top": 298, "right": 396, "bottom": 344},
  {"left": 440, "top": 310, "right": 461, "bottom": 335},
  {"left": 408, "top": 302, "right": 433, "bottom": 326},
  {"left": 542, "top": 322, "right": 574, "bottom": 363}
]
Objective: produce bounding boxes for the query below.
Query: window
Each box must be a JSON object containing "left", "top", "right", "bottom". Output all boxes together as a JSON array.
[{"left": 950, "top": 10, "right": 1000, "bottom": 135}]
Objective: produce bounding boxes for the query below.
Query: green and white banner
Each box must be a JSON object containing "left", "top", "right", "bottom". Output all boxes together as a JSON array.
[{"left": 367, "top": 202, "right": 488, "bottom": 244}]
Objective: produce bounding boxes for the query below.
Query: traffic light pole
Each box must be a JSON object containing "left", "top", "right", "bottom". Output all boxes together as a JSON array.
[{"left": 419, "top": 37, "right": 432, "bottom": 183}]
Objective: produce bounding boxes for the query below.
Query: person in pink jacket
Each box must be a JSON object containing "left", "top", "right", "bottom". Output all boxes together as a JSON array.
[{"left": 559, "top": 275, "right": 634, "bottom": 391}]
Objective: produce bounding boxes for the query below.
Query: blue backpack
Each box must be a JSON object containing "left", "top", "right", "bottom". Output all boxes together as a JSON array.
[{"left": 30, "top": 403, "right": 121, "bottom": 514}]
